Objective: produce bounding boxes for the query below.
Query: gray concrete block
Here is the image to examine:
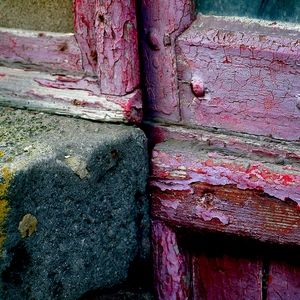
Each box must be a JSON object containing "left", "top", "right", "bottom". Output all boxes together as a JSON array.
[{"left": 0, "top": 107, "right": 149, "bottom": 300}]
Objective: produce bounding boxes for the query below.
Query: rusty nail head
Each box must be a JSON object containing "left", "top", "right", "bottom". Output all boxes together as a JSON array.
[{"left": 191, "top": 78, "right": 205, "bottom": 97}]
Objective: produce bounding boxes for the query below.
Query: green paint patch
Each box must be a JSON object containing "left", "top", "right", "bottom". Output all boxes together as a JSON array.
[{"left": 0, "top": 167, "right": 13, "bottom": 257}]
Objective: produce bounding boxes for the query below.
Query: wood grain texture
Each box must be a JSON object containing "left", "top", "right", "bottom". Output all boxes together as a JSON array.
[
  {"left": 189, "top": 252, "right": 262, "bottom": 300},
  {"left": 268, "top": 260, "right": 300, "bottom": 300},
  {"left": 139, "top": 0, "right": 194, "bottom": 121},
  {"left": 0, "top": 28, "right": 83, "bottom": 75},
  {"left": 0, "top": 67, "right": 142, "bottom": 123},
  {"left": 148, "top": 124, "right": 300, "bottom": 244},
  {"left": 95, "top": 0, "right": 140, "bottom": 95},
  {"left": 176, "top": 14, "right": 300, "bottom": 140},
  {"left": 152, "top": 220, "right": 190, "bottom": 300},
  {"left": 73, "top": 0, "right": 98, "bottom": 75}
]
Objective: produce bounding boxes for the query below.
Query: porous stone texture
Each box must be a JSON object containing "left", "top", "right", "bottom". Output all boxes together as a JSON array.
[
  {"left": 0, "top": 107, "right": 149, "bottom": 300},
  {"left": 0, "top": 0, "right": 73, "bottom": 33}
]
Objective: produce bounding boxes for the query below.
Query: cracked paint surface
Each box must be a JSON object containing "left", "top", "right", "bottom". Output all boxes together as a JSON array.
[
  {"left": 139, "top": 0, "right": 194, "bottom": 121},
  {"left": 152, "top": 220, "right": 190, "bottom": 300},
  {"left": 95, "top": 0, "right": 139, "bottom": 95},
  {"left": 150, "top": 145, "right": 300, "bottom": 205},
  {"left": 176, "top": 15, "right": 300, "bottom": 140},
  {"left": 0, "top": 28, "right": 83, "bottom": 75},
  {"left": 148, "top": 124, "right": 300, "bottom": 246}
]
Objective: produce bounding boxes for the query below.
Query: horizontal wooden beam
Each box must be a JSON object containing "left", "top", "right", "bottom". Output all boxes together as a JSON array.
[
  {"left": 0, "top": 28, "right": 86, "bottom": 76},
  {"left": 149, "top": 124, "right": 300, "bottom": 245},
  {"left": 0, "top": 67, "right": 142, "bottom": 123}
]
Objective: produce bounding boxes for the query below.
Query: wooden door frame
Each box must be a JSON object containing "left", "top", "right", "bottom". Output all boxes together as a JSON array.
[
  {"left": 140, "top": 1, "right": 300, "bottom": 298},
  {"left": 0, "top": 0, "right": 142, "bottom": 123}
]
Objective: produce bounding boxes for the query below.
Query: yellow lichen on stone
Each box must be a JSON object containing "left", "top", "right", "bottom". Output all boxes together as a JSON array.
[
  {"left": 18, "top": 214, "right": 38, "bottom": 238},
  {"left": 0, "top": 152, "right": 4, "bottom": 157},
  {"left": 0, "top": 167, "right": 13, "bottom": 257}
]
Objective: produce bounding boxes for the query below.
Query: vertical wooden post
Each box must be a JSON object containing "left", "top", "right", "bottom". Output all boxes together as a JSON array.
[
  {"left": 152, "top": 220, "right": 190, "bottom": 300},
  {"left": 139, "top": 0, "right": 194, "bottom": 121},
  {"left": 73, "top": 0, "right": 98, "bottom": 75},
  {"left": 74, "top": 0, "right": 140, "bottom": 96},
  {"left": 95, "top": 0, "right": 140, "bottom": 95}
]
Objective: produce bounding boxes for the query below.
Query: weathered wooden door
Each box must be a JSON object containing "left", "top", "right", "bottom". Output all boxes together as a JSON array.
[{"left": 139, "top": 0, "right": 300, "bottom": 299}]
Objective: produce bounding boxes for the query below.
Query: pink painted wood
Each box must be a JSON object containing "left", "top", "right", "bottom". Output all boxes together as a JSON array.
[
  {"left": 149, "top": 124, "right": 300, "bottom": 206},
  {"left": 0, "top": 1, "right": 143, "bottom": 123},
  {"left": 74, "top": 0, "right": 140, "bottom": 95},
  {"left": 139, "top": 0, "right": 194, "bottom": 121},
  {"left": 0, "top": 67, "right": 142, "bottom": 123},
  {"left": 0, "top": 28, "right": 83, "bottom": 75},
  {"left": 176, "top": 15, "right": 300, "bottom": 141},
  {"left": 148, "top": 123, "right": 300, "bottom": 297},
  {"left": 73, "top": 0, "right": 98, "bottom": 75},
  {"left": 152, "top": 220, "right": 190, "bottom": 300},
  {"left": 95, "top": 0, "right": 139, "bottom": 95}
]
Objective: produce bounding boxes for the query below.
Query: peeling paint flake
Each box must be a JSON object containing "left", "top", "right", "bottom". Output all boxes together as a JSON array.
[{"left": 65, "top": 156, "right": 88, "bottom": 179}]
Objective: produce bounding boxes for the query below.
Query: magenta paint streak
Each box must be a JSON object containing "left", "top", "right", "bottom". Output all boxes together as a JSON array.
[{"left": 107, "top": 89, "right": 143, "bottom": 123}]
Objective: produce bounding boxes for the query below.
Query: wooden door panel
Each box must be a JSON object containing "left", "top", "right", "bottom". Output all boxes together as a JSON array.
[
  {"left": 181, "top": 235, "right": 263, "bottom": 300},
  {"left": 176, "top": 14, "right": 300, "bottom": 140},
  {"left": 267, "top": 260, "right": 300, "bottom": 299},
  {"left": 191, "top": 254, "right": 262, "bottom": 300}
]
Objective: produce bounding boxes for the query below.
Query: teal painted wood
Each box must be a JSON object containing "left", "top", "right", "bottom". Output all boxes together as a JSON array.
[{"left": 195, "top": 0, "right": 300, "bottom": 24}]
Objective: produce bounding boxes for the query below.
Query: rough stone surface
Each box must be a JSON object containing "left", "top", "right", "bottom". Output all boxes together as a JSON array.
[
  {"left": 0, "top": 0, "right": 73, "bottom": 33},
  {"left": 0, "top": 107, "right": 149, "bottom": 300}
]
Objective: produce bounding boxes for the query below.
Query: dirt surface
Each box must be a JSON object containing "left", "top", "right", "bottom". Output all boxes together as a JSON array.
[{"left": 0, "top": 0, "right": 73, "bottom": 32}]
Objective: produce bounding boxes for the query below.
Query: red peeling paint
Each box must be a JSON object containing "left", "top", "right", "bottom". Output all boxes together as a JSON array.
[{"left": 8, "top": 37, "right": 16, "bottom": 46}]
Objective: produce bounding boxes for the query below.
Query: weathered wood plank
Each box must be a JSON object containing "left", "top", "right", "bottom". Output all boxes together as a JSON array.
[
  {"left": 189, "top": 250, "right": 262, "bottom": 299},
  {"left": 95, "top": 0, "right": 140, "bottom": 95},
  {"left": 0, "top": 67, "right": 142, "bottom": 123},
  {"left": 0, "top": 28, "right": 84, "bottom": 75},
  {"left": 148, "top": 124, "right": 300, "bottom": 245},
  {"left": 151, "top": 183, "right": 300, "bottom": 245},
  {"left": 176, "top": 15, "right": 300, "bottom": 140},
  {"left": 139, "top": 0, "right": 194, "bottom": 121},
  {"left": 152, "top": 220, "right": 190, "bottom": 300},
  {"left": 74, "top": 0, "right": 140, "bottom": 95},
  {"left": 267, "top": 260, "right": 300, "bottom": 299},
  {"left": 73, "top": 0, "right": 98, "bottom": 75}
]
